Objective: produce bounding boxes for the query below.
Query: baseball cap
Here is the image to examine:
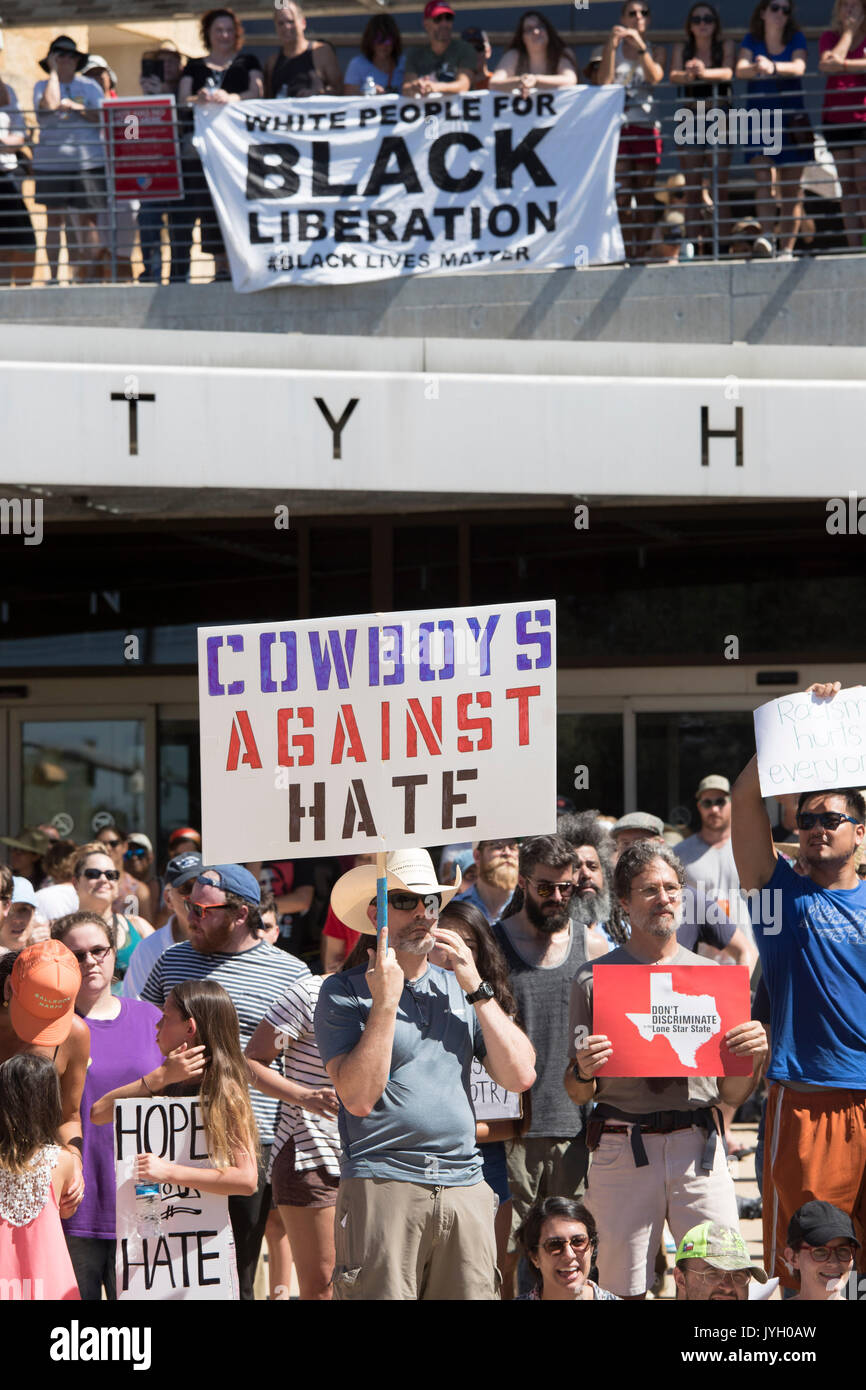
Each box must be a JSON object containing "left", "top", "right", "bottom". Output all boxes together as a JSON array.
[
  {"left": 198, "top": 864, "right": 261, "bottom": 906},
  {"left": 696, "top": 775, "right": 730, "bottom": 797},
  {"left": 11, "top": 877, "right": 38, "bottom": 908},
  {"left": 127, "top": 833, "right": 153, "bottom": 855},
  {"left": 168, "top": 826, "right": 202, "bottom": 849},
  {"left": 787, "top": 1201, "right": 860, "bottom": 1249},
  {"left": 9, "top": 940, "right": 81, "bottom": 1046},
  {"left": 676, "top": 1222, "right": 768, "bottom": 1282},
  {"left": 165, "top": 853, "right": 203, "bottom": 888},
  {"left": 612, "top": 812, "right": 665, "bottom": 837},
  {"left": 424, "top": 1, "right": 455, "bottom": 18}
]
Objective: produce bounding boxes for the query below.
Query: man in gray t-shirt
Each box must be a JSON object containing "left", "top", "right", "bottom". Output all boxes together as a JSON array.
[
  {"left": 564, "top": 840, "right": 766, "bottom": 1299},
  {"left": 315, "top": 848, "right": 535, "bottom": 1301}
]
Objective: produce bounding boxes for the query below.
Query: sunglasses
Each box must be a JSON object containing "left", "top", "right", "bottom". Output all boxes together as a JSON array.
[
  {"left": 796, "top": 811, "right": 860, "bottom": 831},
  {"left": 188, "top": 900, "right": 232, "bottom": 920},
  {"left": 173, "top": 881, "right": 196, "bottom": 898},
  {"left": 99, "top": 837, "right": 123, "bottom": 849},
  {"left": 70, "top": 945, "right": 112, "bottom": 964},
  {"left": 125, "top": 846, "right": 148, "bottom": 858},
  {"left": 384, "top": 891, "right": 441, "bottom": 913},
  {"left": 82, "top": 867, "right": 120, "bottom": 882},
  {"left": 691, "top": 12, "right": 715, "bottom": 20},
  {"left": 626, "top": 6, "right": 650, "bottom": 14},
  {"left": 541, "top": 1234, "right": 590, "bottom": 1254},
  {"left": 768, "top": 2, "right": 791, "bottom": 11},
  {"left": 802, "top": 1244, "right": 856, "bottom": 1263},
  {"left": 526, "top": 878, "right": 575, "bottom": 899},
  {"left": 699, "top": 797, "right": 728, "bottom": 808}
]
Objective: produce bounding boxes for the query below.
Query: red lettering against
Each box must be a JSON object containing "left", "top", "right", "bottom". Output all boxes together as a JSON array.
[
  {"left": 331, "top": 703, "right": 367, "bottom": 765},
  {"left": 381, "top": 700, "right": 390, "bottom": 760},
  {"left": 456, "top": 691, "right": 493, "bottom": 753},
  {"left": 226, "top": 710, "right": 263, "bottom": 771},
  {"left": 505, "top": 685, "right": 542, "bottom": 746},
  {"left": 277, "top": 707, "right": 314, "bottom": 766},
  {"left": 406, "top": 697, "right": 442, "bottom": 758}
]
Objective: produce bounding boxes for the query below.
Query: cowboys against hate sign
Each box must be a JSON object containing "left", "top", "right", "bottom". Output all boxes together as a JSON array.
[
  {"left": 198, "top": 601, "right": 556, "bottom": 862},
  {"left": 193, "top": 87, "right": 624, "bottom": 288}
]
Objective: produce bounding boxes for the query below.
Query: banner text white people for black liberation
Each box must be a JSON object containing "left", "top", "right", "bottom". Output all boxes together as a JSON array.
[{"left": 194, "top": 86, "right": 625, "bottom": 289}]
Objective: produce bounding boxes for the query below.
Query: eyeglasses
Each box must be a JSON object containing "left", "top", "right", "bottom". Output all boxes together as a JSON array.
[
  {"left": 187, "top": 899, "right": 232, "bottom": 920},
  {"left": 99, "top": 837, "right": 123, "bottom": 849},
  {"left": 526, "top": 878, "right": 575, "bottom": 899},
  {"left": 82, "top": 867, "right": 121, "bottom": 882},
  {"left": 541, "top": 1234, "right": 590, "bottom": 1255},
  {"left": 699, "top": 797, "right": 728, "bottom": 808},
  {"left": 634, "top": 883, "right": 682, "bottom": 900},
  {"left": 70, "top": 945, "right": 112, "bottom": 964},
  {"left": 686, "top": 1265, "right": 751, "bottom": 1286},
  {"left": 802, "top": 1243, "right": 856, "bottom": 1264},
  {"left": 796, "top": 812, "right": 860, "bottom": 831}
]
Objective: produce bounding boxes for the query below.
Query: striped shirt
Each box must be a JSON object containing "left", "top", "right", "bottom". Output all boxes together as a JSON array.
[
  {"left": 265, "top": 975, "right": 341, "bottom": 1178},
  {"left": 140, "top": 940, "right": 310, "bottom": 1145}
]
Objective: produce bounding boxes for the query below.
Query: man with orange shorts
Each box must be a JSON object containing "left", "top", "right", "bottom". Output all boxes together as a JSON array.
[{"left": 732, "top": 679, "right": 866, "bottom": 1289}]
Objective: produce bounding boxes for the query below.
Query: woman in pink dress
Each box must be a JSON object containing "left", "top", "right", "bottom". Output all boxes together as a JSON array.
[{"left": 0, "top": 1053, "right": 81, "bottom": 1299}]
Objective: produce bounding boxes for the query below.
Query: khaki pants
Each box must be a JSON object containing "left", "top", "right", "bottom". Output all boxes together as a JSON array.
[
  {"left": 332, "top": 1177, "right": 499, "bottom": 1301},
  {"left": 505, "top": 1135, "right": 589, "bottom": 1252},
  {"left": 584, "top": 1124, "right": 738, "bottom": 1298}
]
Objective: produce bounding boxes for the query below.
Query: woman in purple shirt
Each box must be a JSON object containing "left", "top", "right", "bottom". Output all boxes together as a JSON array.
[{"left": 51, "top": 910, "right": 162, "bottom": 1300}]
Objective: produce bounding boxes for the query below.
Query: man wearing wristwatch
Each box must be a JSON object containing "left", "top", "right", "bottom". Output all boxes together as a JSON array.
[
  {"left": 314, "top": 848, "right": 536, "bottom": 1301},
  {"left": 564, "top": 840, "right": 766, "bottom": 1299}
]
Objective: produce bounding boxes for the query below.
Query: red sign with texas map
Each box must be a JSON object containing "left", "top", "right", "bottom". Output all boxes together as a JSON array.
[{"left": 593, "top": 964, "right": 752, "bottom": 1077}]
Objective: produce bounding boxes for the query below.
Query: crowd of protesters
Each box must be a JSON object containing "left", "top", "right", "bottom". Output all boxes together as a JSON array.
[
  {"left": 1, "top": 0, "right": 866, "bottom": 282},
  {"left": 0, "top": 678, "right": 863, "bottom": 1301}
]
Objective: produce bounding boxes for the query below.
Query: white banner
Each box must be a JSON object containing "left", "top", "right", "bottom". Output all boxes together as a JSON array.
[
  {"left": 754, "top": 685, "right": 866, "bottom": 796},
  {"left": 115, "top": 1098, "right": 238, "bottom": 1300},
  {"left": 194, "top": 87, "right": 625, "bottom": 289},
  {"left": 197, "top": 601, "right": 556, "bottom": 862}
]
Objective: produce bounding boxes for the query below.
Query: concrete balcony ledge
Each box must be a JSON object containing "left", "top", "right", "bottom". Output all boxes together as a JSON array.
[{"left": 0, "top": 255, "right": 863, "bottom": 348}]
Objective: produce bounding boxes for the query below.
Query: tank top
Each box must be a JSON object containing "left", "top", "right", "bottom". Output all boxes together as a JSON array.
[
  {"left": 492, "top": 917, "right": 589, "bottom": 1139},
  {"left": 113, "top": 914, "right": 143, "bottom": 978},
  {"left": 0, "top": 1146, "right": 80, "bottom": 1299},
  {"left": 271, "top": 48, "right": 317, "bottom": 98},
  {"left": 678, "top": 39, "right": 731, "bottom": 103}
]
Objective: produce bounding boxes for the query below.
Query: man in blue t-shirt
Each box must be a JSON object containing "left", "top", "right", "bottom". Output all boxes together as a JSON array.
[
  {"left": 314, "top": 847, "right": 535, "bottom": 1300},
  {"left": 731, "top": 679, "right": 866, "bottom": 1289}
]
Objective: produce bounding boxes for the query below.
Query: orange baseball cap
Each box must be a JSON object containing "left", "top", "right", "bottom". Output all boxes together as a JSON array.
[{"left": 10, "top": 940, "right": 81, "bottom": 1047}]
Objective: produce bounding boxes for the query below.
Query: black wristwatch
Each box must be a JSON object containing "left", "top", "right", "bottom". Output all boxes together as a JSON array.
[{"left": 465, "top": 981, "right": 495, "bottom": 1004}]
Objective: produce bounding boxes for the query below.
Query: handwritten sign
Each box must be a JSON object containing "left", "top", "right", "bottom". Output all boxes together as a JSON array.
[
  {"left": 593, "top": 965, "right": 751, "bottom": 1077},
  {"left": 197, "top": 601, "right": 557, "bottom": 862},
  {"left": 470, "top": 1056, "right": 522, "bottom": 1122},
  {"left": 754, "top": 686, "right": 866, "bottom": 797},
  {"left": 114, "top": 1098, "right": 238, "bottom": 1300}
]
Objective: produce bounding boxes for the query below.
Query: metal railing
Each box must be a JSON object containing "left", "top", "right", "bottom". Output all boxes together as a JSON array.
[{"left": 0, "top": 75, "right": 862, "bottom": 287}]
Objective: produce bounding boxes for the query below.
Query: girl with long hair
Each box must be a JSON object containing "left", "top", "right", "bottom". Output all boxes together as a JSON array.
[
  {"left": 489, "top": 11, "right": 577, "bottom": 94},
  {"left": 0, "top": 1054, "right": 80, "bottom": 1299},
  {"left": 91, "top": 979, "right": 258, "bottom": 1198},
  {"left": 598, "top": 2, "right": 667, "bottom": 260},
  {"left": 736, "top": 0, "right": 809, "bottom": 258},
  {"left": 670, "top": 4, "right": 735, "bottom": 250},
  {"left": 819, "top": 0, "right": 866, "bottom": 247}
]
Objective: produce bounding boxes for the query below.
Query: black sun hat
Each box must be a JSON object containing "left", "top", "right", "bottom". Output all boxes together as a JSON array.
[{"left": 40, "top": 35, "right": 90, "bottom": 74}]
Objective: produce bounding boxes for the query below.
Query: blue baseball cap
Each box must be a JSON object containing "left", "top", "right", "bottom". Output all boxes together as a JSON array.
[
  {"left": 198, "top": 864, "right": 261, "bottom": 906},
  {"left": 165, "top": 853, "right": 202, "bottom": 888}
]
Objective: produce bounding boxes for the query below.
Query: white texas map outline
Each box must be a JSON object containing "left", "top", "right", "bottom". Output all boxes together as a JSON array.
[{"left": 625, "top": 972, "right": 722, "bottom": 1069}]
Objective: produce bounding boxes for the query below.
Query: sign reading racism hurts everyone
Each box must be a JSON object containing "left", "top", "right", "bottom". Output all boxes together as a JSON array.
[
  {"left": 753, "top": 685, "right": 866, "bottom": 797},
  {"left": 115, "top": 1098, "right": 237, "bottom": 1300},
  {"left": 197, "top": 601, "right": 556, "bottom": 863},
  {"left": 592, "top": 965, "right": 752, "bottom": 1077},
  {"left": 193, "top": 87, "right": 625, "bottom": 289}
]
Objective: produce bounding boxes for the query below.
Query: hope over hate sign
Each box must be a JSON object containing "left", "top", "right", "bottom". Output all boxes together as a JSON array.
[{"left": 754, "top": 685, "right": 866, "bottom": 797}]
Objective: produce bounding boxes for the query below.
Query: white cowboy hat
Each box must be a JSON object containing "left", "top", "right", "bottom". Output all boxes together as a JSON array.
[{"left": 330, "top": 849, "right": 462, "bottom": 937}]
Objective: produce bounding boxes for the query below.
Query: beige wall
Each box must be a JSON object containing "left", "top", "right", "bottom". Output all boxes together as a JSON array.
[{"left": 0, "top": 20, "right": 203, "bottom": 106}]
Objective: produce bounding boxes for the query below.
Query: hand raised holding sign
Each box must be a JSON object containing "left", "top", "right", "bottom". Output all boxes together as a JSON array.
[
  {"left": 366, "top": 926, "right": 405, "bottom": 1012},
  {"left": 723, "top": 1020, "right": 768, "bottom": 1060},
  {"left": 575, "top": 1033, "right": 613, "bottom": 1079}
]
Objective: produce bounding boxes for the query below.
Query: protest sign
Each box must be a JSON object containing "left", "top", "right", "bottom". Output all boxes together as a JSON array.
[
  {"left": 197, "top": 601, "right": 556, "bottom": 863},
  {"left": 593, "top": 965, "right": 751, "bottom": 1077},
  {"left": 115, "top": 1098, "right": 238, "bottom": 1300},
  {"left": 193, "top": 86, "right": 625, "bottom": 289},
  {"left": 754, "top": 685, "right": 866, "bottom": 797},
  {"left": 470, "top": 1056, "right": 522, "bottom": 1122},
  {"left": 104, "top": 96, "right": 183, "bottom": 202}
]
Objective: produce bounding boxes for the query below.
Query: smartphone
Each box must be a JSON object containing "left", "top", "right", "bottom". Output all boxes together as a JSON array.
[{"left": 141, "top": 57, "right": 165, "bottom": 81}]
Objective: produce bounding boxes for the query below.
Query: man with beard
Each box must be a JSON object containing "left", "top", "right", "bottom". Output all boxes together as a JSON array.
[
  {"left": 673, "top": 1222, "right": 768, "bottom": 1300},
  {"left": 558, "top": 811, "right": 626, "bottom": 957},
  {"left": 314, "top": 848, "right": 535, "bottom": 1300},
  {"left": 491, "top": 834, "right": 590, "bottom": 1297},
  {"left": 456, "top": 837, "right": 519, "bottom": 924},
  {"left": 140, "top": 864, "right": 309, "bottom": 1300},
  {"left": 731, "top": 679, "right": 866, "bottom": 1291},
  {"left": 565, "top": 841, "right": 766, "bottom": 1299}
]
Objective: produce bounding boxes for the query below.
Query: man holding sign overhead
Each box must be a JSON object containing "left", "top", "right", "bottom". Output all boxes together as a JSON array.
[
  {"left": 731, "top": 678, "right": 866, "bottom": 1291},
  {"left": 314, "top": 848, "right": 536, "bottom": 1300}
]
